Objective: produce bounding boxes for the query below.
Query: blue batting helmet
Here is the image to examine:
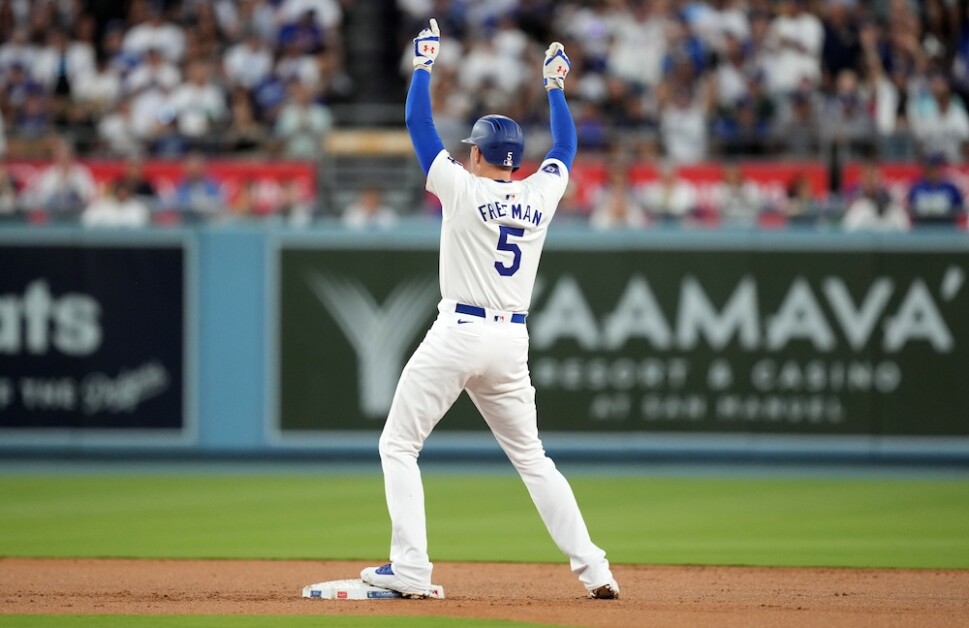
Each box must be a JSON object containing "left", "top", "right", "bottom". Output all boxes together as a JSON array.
[{"left": 461, "top": 114, "right": 524, "bottom": 170}]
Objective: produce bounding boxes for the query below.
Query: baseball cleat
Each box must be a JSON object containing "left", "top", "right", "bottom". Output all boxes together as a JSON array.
[
  {"left": 360, "top": 564, "right": 436, "bottom": 599},
  {"left": 590, "top": 582, "right": 620, "bottom": 600}
]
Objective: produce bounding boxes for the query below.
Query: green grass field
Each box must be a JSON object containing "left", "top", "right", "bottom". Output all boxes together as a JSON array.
[{"left": 2, "top": 473, "right": 969, "bottom": 568}]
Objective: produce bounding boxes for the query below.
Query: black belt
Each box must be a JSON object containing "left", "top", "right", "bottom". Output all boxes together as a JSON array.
[{"left": 455, "top": 303, "right": 526, "bottom": 324}]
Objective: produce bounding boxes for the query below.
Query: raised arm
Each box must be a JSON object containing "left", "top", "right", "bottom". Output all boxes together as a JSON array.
[
  {"left": 404, "top": 19, "right": 445, "bottom": 175},
  {"left": 543, "top": 43, "right": 576, "bottom": 170}
]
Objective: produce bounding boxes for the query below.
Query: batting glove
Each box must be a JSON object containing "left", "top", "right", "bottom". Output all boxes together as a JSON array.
[
  {"left": 413, "top": 18, "right": 440, "bottom": 72},
  {"left": 543, "top": 42, "right": 570, "bottom": 91}
]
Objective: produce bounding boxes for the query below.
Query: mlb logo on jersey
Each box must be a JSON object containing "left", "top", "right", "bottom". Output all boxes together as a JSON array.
[{"left": 494, "top": 314, "right": 505, "bottom": 322}]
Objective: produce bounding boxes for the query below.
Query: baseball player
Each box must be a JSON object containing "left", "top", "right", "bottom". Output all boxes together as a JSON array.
[{"left": 361, "top": 19, "right": 620, "bottom": 600}]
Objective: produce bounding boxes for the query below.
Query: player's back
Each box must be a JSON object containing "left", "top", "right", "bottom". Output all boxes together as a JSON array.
[{"left": 427, "top": 153, "right": 569, "bottom": 313}]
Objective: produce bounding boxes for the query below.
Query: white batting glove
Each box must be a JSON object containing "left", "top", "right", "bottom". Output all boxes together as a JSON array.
[
  {"left": 413, "top": 18, "right": 440, "bottom": 72},
  {"left": 543, "top": 42, "right": 570, "bottom": 91}
]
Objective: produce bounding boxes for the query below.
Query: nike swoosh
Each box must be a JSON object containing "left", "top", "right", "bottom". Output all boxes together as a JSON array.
[{"left": 457, "top": 319, "right": 472, "bottom": 324}]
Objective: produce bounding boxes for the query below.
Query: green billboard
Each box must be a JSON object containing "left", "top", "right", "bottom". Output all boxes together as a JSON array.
[{"left": 278, "top": 245, "right": 969, "bottom": 436}]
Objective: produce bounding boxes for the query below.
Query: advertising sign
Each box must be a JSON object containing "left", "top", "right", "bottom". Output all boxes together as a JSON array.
[
  {"left": 278, "top": 245, "right": 969, "bottom": 436},
  {"left": 0, "top": 244, "right": 186, "bottom": 432}
]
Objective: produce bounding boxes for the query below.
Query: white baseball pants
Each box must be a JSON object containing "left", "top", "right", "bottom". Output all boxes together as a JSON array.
[{"left": 377, "top": 298, "right": 614, "bottom": 592}]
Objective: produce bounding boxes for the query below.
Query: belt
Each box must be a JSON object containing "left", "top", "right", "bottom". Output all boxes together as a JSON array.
[{"left": 455, "top": 303, "right": 526, "bottom": 324}]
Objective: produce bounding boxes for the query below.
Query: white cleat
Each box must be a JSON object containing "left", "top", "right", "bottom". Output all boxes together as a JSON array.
[
  {"left": 360, "top": 564, "right": 441, "bottom": 599},
  {"left": 589, "top": 580, "right": 620, "bottom": 600}
]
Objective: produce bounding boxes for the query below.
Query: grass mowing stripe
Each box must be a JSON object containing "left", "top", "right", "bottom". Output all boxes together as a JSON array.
[
  {"left": 1, "top": 475, "right": 968, "bottom": 568},
  {"left": 0, "top": 616, "right": 556, "bottom": 628}
]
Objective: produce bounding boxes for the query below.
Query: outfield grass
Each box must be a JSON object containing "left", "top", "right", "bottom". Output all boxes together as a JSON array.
[
  {"left": 0, "top": 616, "right": 556, "bottom": 628},
  {"left": 1, "top": 474, "right": 968, "bottom": 568}
]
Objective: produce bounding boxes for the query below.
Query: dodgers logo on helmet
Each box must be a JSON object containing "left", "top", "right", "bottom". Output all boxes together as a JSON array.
[{"left": 462, "top": 114, "right": 524, "bottom": 170}]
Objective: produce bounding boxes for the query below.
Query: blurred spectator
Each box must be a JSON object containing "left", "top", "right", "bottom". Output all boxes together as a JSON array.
[
  {"left": 819, "top": 69, "right": 875, "bottom": 155},
  {"left": 598, "top": 76, "right": 640, "bottom": 129},
  {"left": 589, "top": 169, "right": 646, "bottom": 230},
  {"left": 712, "top": 163, "right": 765, "bottom": 227},
  {"left": 278, "top": 9, "right": 325, "bottom": 55},
  {"left": 641, "top": 163, "right": 697, "bottom": 224},
  {"left": 460, "top": 36, "right": 525, "bottom": 94},
  {"left": 125, "top": 47, "right": 181, "bottom": 94},
  {"left": 115, "top": 156, "right": 159, "bottom": 209},
  {"left": 102, "top": 20, "right": 141, "bottom": 78},
  {"left": 224, "top": 30, "right": 274, "bottom": 90},
  {"left": 245, "top": 0, "right": 285, "bottom": 45},
  {"left": 785, "top": 172, "right": 830, "bottom": 226},
  {"left": 574, "top": 102, "right": 610, "bottom": 152},
  {"left": 342, "top": 186, "right": 397, "bottom": 229},
  {"left": 494, "top": 14, "right": 530, "bottom": 62},
  {"left": 130, "top": 78, "right": 183, "bottom": 154},
  {"left": 279, "top": 178, "right": 315, "bottom": 226},
  {"left": 32, "top": 28, "right": 95, "bottom": 100},
  {"left": 861, "top": 21, "right": 908, "bottom": 137},
  {"left": 12, "top": 88, "right": 51, "bottom": 141},
  {"left": 607, "top": 0, "right": 667, "bottom": 91},
  {"left": 173, "top": 152, "right": 224, "bottom": 218},
  {"left": 185, "top": 2, "right": 228, "bottom": 60},
  {"left": 275, "top": 81, "right": 332, "bottom": 158},
  {"left": 73, "top": 54, "right": 123, "bottom": 117},
  {"left": 659, "top": 82, "right": 711, "bottom": 164},
  {"left": 123, "top": 2, "right": 186, "bottom": 63},
  {"left": 81, "top": 180, "right": 151, "bottom": 228},
  {"left": 229, "top": 179, "right": 261, "bottom": 218},
  {"left": 276, "top": 39, "right": 321, "bottom": 88},
  {"left": 2, "top": 62, "right": 41, "bottom": 119},
  {"left": 714, "top": 33, "right": 753, "bottom": 109},
  {"left": 195, "top": 0, "right": 245, "bottom": 42},
  {"left": 280, "top": 0, "right": 343, "bottom": 32},
  {"left": 0, "top": 163, "right": 20, "bottom": 217},
  {"left": 906, "top": 153, "right": 965, "bottom": 225},
  {"left": 820, "top": 0, "right": 861, "bottom": 83},
  {"left": 0, "top": 28, "right": 35, "bottom": 72},
  {"left": 842, "top": 161, "right": 909, "bottom": 231},
  {"left": 253, "top": 72, "right": 289, "bottom": 124},
  {"left": 908, "top": 70, "right": 969, "bottom": 163},
  {"left": 664, "top": 13, "right": 708, "bottom": 78},
  {"left": 764, "top": 0, "right": 823, "bottom": 95},
  {"left": 747, "top": 9, "right": 774, "bottom": 79},
  {"left": 429, "top": 72, "right": 471, "bottom": 152},
  {"left": 26, "top": 140, "right": 96, "bottom": 216},
  {"left": 99, "top": 97, "right": 142, "bottom": 156},
  {"left": 168, "top": 60, "right": 226, "bottom": 147},
  {"left": 951, "top": 15, "right": 969, "bottom": 101},
  {"left": 775, "top": 91, "right": 820, "bottom": 156},
  {"left": 716, "top": 96, "right": 773, "bottom": 156},
  {"left": 223, "top": 90, "right": 268, "bottom": 154}
]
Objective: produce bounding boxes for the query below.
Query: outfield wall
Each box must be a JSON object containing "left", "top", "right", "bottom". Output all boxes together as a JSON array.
[{"left": 1, "top": 224, "right": 968, "bottom": 462}]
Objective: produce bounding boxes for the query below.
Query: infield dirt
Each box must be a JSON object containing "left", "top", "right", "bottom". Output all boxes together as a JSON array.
[{"left": 2, "top": 558, "right": 967, "bottom": 627}]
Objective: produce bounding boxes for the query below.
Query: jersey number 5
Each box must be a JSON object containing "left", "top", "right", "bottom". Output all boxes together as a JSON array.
[{"left": 494, "top": 225, "right": 525, "bottom": 277}]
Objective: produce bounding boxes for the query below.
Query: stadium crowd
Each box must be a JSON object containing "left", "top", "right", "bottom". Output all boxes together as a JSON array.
[
  {"left": 0, "top": 0, "right": 965, "bottom": 228},
  {"left": 400, "top": 0, "right": 969, "bottom": 164}
]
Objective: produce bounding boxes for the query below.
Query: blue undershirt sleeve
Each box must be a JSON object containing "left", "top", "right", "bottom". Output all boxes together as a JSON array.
[
  {"left": 545, "top": 88, "right": 577, "bottom": 170},
  {"left": 404, "top": 70, "right": 446, "bottom": 175}
]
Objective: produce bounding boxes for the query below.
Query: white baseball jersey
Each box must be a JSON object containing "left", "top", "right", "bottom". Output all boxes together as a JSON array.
[{"left": 426, "top": 151, "right": 569, "bottom": 313}]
